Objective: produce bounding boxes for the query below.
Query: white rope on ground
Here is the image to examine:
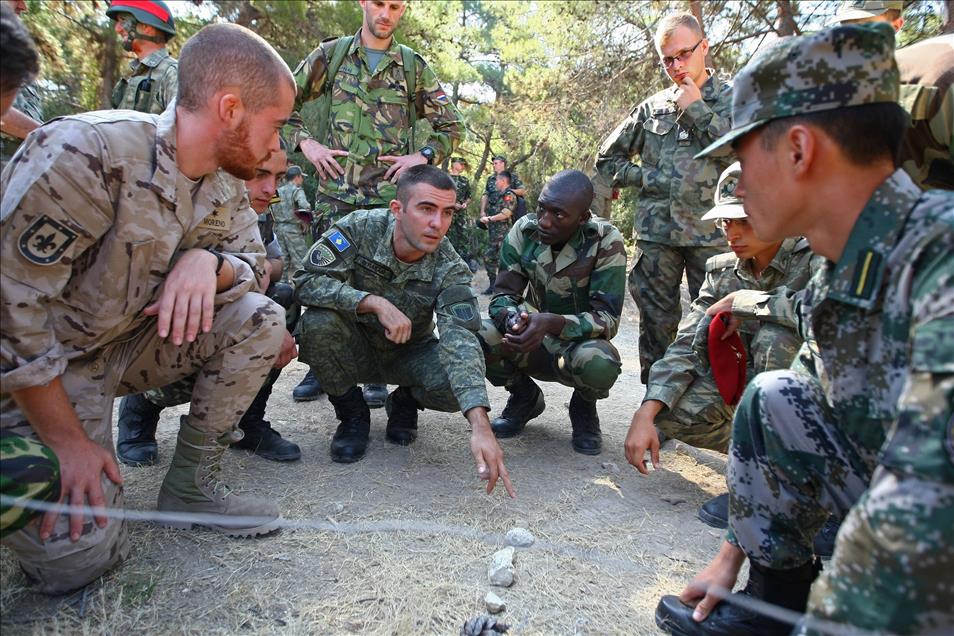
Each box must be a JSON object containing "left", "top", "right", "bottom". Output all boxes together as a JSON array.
[{"left": 0, "top": 494, "right": 888, "bottom": 636}]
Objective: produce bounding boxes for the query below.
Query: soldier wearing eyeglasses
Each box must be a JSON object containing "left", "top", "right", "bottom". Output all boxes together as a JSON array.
[{"left": 596, "top": 12, "right": 734, "bottom": 385}]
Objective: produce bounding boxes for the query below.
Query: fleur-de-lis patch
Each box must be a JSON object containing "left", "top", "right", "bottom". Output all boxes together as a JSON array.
[{"left": 18, "top": 215, "right": 79, "bottom": 265}]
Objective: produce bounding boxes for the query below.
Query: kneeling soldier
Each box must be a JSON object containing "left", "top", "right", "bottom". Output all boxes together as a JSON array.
[{"left": 479, "top": 170, "right": 627, "bottom": 455}]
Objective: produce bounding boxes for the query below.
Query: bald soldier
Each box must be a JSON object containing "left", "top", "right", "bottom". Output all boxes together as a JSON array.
[
  {"left": 480, "top": 170, "right": 627, "bottom": 455},
  {"left": 0, "top": 24, "right": 295, "bottom": 594}
]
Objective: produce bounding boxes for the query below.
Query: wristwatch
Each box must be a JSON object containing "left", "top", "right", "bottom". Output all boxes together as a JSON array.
[{"left": 419, "top": 146, "right": 436, "bottom": 165}]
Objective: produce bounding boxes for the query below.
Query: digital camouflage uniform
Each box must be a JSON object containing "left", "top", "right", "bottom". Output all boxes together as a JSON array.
[
  {"left": 596, "top": 71, "right": 734, "bottom": 383},
  {"left": 0, "top": 82, "right": 43, "bottom": 166},
  {"left": 286, "top": 29, "right": 465, "bottom": 232},
  {"left": 447, "top": 173, "right": 473, "bottom": 260},
  {"left": 111, "top": 48, "right": 178, "bottom": 115},
  {"left": 294, "top": 208, "right": 488, "bottom": 414},
  {"left": 0, "top": 108, "right": 285, "bottom": 594},
  {"left": 480, "top": 214, "right": 627, "bottom": 402},
  {"left": 484, "top": 188, "right": 517, "bottom": 285},
  {"left": 0, "top": 429, "right": 60, "bottom": 539},
  {"left": 274, "top": 181, "right": 312, "bottom": 279},
  {"left": 644, "top": 238, "right": 815, "bottom": 452}
]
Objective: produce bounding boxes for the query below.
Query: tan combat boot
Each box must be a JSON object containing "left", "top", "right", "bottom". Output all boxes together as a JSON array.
[{"left": 157, "top": 417, "right": 281, "bottom": 537}]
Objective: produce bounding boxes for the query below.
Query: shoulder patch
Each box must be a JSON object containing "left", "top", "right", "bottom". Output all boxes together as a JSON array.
[
  {"left": 18, "top": 215, "right": 78, "bottom": 265},
  {"left": 310, "top": 243, "right": 336, "bottom": 267},
  {"left": 327, "top": 230, "right": 352, "bottom": 253}
]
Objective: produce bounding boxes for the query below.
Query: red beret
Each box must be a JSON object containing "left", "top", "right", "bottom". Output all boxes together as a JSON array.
[{"left": 708, "top": 312, "right": 747, "bottom": 406}]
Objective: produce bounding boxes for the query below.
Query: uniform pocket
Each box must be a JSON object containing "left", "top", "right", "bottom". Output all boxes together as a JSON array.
[{"left": 641, "top": 117, "right": 675, "bottom": 169}]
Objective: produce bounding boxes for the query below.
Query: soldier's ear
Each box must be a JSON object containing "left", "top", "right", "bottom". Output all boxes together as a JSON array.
[
  {"left": 389, "top": 198, "right": 404, "bottom": 219},
  {"left": 215, "top": 92, "right": 245, "bottom": 129}
]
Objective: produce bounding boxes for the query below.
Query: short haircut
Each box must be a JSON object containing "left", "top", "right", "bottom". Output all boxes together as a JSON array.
[
  {"left": 496, "top": 170, "right": 512, "bottom": 183},
  {"left": 757, "top": 102, "right": 907, "bottom": 167},
  {"left": 0, "top": 2, "right": 40, "bottom": 97},
  {"left": 654, "top": 12, "right": 703, "bottom": 52},
  {"left": 396, "top": 165, "right": 455, "bottom": 205},
  {"left": 177, "top": 23, "right": 294, "bottom": 113}
]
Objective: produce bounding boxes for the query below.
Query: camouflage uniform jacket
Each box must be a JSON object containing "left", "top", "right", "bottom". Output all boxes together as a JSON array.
[
  {"left": 489, "top": 214, "right": 627, "bottom": 341},
  {"left": 0, "top": 83, "right": 44, "bottom": 161},
  {"left": 0, "top": 108, "right": 264, "bottom": 394},
  {"left": 644, "top": 238, "right": 814, "bottom": 409},
  {"left": 286, "top": 29, "right": 465, "bottom": 207},
  {"left": 484, "top": 171, "right": 524, "bottom": 209},
  {"left": 450, "top": 173, "right": 472, "bottom": 206},
  {"left": 111, "top": 48, "right": 179, "bottom": 115},
  {"left": 295, "top": 208, "right": 488, "bottom": 413},
  {"left": 731, "top": 170, "right": 954, "bottom": 483},
  {"left": 274, "top": 182, "right": 310, "bottom": 225},
  {"left": 595, "top": 71, "right": 734, "bottom": 246}
]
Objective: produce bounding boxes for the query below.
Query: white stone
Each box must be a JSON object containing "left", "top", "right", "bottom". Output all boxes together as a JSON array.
[
  {"left": 485, "top": 591, "right": 506, "bottom": 614},
  {"left": 487, "top": 546, "right": 515, "bottom": 587},
  {"left": 505, "top": 527, "right": 535, "bottom": 548}
]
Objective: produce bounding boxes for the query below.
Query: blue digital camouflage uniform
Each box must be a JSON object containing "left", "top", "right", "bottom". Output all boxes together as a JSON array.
[
  {"left": 294, "top": 208, "right": 488, "bottom": 415},
  {"left": 484, "top": 188, "right": 517, "bottom": 285},
  {"left": 480, "top": 214, "right": 627, "bottom": 401},
  {"left": 644, "top": 238, "right": 815, "bottom": 452},
  {"left": 596, "top": 71, "right": 733, "bottom": 383}
]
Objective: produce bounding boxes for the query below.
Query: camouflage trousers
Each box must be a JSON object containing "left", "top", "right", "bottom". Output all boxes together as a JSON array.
[
  {"left": 0, "top": 293, "right": 285, "bottom": 595},
  {"left": 447, "top": 215, "right": 473, "bottom": 261},
  {"left": 729, "top": 370, "right": 954, "bottom": 634},
  {"left": 655, "top": 323, "right": 800, "bottom": 453},
  {"left": 478, "top": 320, "right": 622, "bottom": 402},
  {"left": 630, "top": 240, "right": 726, "bottom": 384},
  {"left": 274, "top": 221, "right": 311, "bottom": 282},
  {"left": 483, "top": 221, "right": 511, "bottom": 285},
  {"left": 298, "top": 308, "right": 460, "bottom": 412},
  {"left": 311, "top": 193, "right": 379, "bottom": 241},
  {"left": 0, "top": 430, "right": 60, "bottom": 539}
]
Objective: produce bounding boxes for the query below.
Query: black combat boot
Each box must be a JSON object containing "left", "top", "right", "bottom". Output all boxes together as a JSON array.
[
  {"left": 385, "top": 386, "right": 420, "bottom": 445},
  {"left": 362, "top": 383, "right": 388, "bottom": 409},
  {"left": 116, "top": 393, "right": 163, "bottom": 466},
  {"left": 233, "top": 371, "right": 301, "bottom": 462},
  {"left": 328, "top": 386, "right": 371, "bottom": 463},
  {"left": 491, "top": 374, "right": 545, "bottom": 438},
  {"left": 292, "top": 368, "right": 323, "bottom": 402},
  {"left": 655, "top": 557, "right": 822, "bottom": 636},
  {"left": 568, "top": 391, "right": 601, "bottom": 455},
  {"left": 482, "top": 283, "right": 495, "bottom": 296}
]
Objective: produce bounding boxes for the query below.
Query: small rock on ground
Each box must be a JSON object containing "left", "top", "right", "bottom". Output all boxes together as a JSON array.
[
  {"left": 487, "top": 547, "right": 515, "bottom": 587},
  {"left": 505, "top": 527, "right": 535, "bottom": 548},
  {"left": 485, "top": 591, "right": 506, "bottom": 614}
]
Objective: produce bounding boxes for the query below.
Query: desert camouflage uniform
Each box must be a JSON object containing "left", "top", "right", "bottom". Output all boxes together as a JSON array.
[
  {"left": 480, "top": 214, "right": 627, "bottom": 401},
  {"left": 484, "top": 188, "right": 517, "bottom": 285},
  {"left": 0, "top": 430, "right": 60, "bottom": 539},
  {"left": 287, "top": 28, "right": 464, "bottom": 231},
  {"left": 447, "top": 173, "right": 473, "bottom": 260},
  {"left": 0, "top": 82, "right": 44, "bottom": 165},
  {"left": 896, "top": 34, "right": 954, "bottom": 190},
  {"left": 644, "top": 238, "right": 814, "bottom": 452},
  {"left": 111, "top": 48, "right": 178, "bottom": 115},
  {"left": 721, "top": 171, "right": 954, "bottom": 634},
  {"left": 274, "top": 181, "right": 312, "bottom": 279},
  {"left": 0, "top": 108, "right": 285, "bottom": 594},
  {"left": 596, "top": 71, "right": 733, "bottom": 383},
  {"left": 294, "top": 208, "right": 488, "bottom": 414}
]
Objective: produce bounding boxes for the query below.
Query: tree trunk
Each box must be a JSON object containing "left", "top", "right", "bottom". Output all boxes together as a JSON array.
[
  {"left": 943, "top": 0, "right": 954, "bottom": 34},
  {"left": 688, "top": 0, "right": 714, "bottom": 67},
  {"left": 99, "top": 22, "right": 119, "bottom": 109},
  {"left": 774, "top": 0, "right": 799, "bottom": 36},
  {"left": 473, "top": 121, "right": 495, "bottom": 185}
]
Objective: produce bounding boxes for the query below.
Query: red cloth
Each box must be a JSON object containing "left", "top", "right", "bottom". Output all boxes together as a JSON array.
[{"left": 708, "top": 312, "right": 747, "bottom": 406}]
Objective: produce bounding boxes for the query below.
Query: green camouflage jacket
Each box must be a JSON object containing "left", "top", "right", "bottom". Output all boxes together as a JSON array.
[
  {"left": 645, "top": 237, "right": 815, "bottom": 409},
  {"left": 450, "top": 173, "right": 472, "bottom": 206},
  {"left": 111, "top": 48, "right": 179, "bottom": 115},
  {"left": 732, "top": 170, "right": 954, "bottom": 483},
  {"left": 0, "top": 82, "right": 44, "bottom": 162},
  {"left": 484, "top": 171, "right": 524, "bottom": 209},
  {"left": 286, "top": 29, "right": 465, "bottom": 207},
  {"left": 489, "top": 214, "right": 627, "bottom": 341},
  {"left": 274, "top": 182, "right": 310, "bottom": 225},
  {"left": 595, "top": 71, "right": 734, "bottom": 246},
  {"left": 295, "top": 208, "right": 488, "bottom": 413}
]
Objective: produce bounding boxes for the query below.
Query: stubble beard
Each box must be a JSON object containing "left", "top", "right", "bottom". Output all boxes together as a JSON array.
[{"left": 216, "top": 118, "right": 261, "bottom": 181}]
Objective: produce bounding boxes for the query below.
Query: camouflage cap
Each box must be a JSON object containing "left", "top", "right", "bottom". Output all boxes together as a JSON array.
[
  {"left": 491, "top": 154, "right": 507, "bottom": 163},
  {"left": 701, "top": 162, "right": 745, "bottom": 220},
  {"left": 829, "top": 0, "right": 904, "bottom": 25},
  {"left": 696, "top": 23, "right": 900, "bottom": 158}
]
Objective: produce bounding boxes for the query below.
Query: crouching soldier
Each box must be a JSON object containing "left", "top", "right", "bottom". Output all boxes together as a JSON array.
[{"left": 479, "top": 170, "right": 627, "bottom": 455}]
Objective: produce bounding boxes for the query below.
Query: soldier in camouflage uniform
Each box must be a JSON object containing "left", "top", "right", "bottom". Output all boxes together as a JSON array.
[
  {"left": 0, "top": 0, "right": 43, "bottom": 168},
  {"left": 479, "top": 170, "right": 626, "bottom": 456},
  {"left": 656, "top": 23, "right": 954, "bottom": 636},
  {"left": 447, "top": 157, "right": 476, "bottom": 270},
  {"left": 479, "top": 155, "right": 527, "bottom": 218},
  {"left": 596, "top": 12, "right": 733, "bottom": 384},
  {"left": 295, "top": 166, "right": 514, "bottom": 497},
  {"left": 274, "top": 165, "right": 312, "bottom": 281},
  {"left": 286, "top": 0, "right": 464, "bottom": 408},
  {"left": 831, "top": 0, "right": 954, "bottom": 190},
  {"left": 107, "top": 1, "right": 178, "bottom": 115},
  {"left": 0, "top": 24, "right": 295, "bottom": 594},
  {"left": 625, "top": 162, "right": 813, "bottom": 471},
  {"left": 479, "top": 171, "right": 518, "bottom": 295}
]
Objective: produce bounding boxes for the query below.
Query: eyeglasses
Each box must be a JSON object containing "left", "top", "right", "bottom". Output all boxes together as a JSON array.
[
  {"left": 661, "top": 39, "right": 704, "bottom": 68},
  {"left": 715, "top": 218, "right": 749, "bottom": 232}
]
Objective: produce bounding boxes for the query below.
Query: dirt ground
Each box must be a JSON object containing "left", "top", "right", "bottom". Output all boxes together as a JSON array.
[{"left": 0, "top": 272, "right": 730, "bottom": 635}]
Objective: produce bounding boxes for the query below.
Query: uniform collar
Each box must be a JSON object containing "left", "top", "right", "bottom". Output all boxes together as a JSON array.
[
  {"left": 530, "top": 216, "right": 599, "bottom": 274},
  {"left": 372, "top": 212, "right": 437, "bottom": 282},
  {"left": 150, "top": 104, "right": 179, "bottom": 205},
  {"left": 350, "top": 28, "right": 404, "bottom": 72},
  {"left": 666, "top": 68, "right": 720, "bottom": 103},
  {"left": 130, "top": 47, "right": 171, "bottom": 73},
  {"left": 826, "top": 169, "right": 921, "bottom": 309},
  {"left": 735, "top": 236, "right": 802, "bottom": 280}
]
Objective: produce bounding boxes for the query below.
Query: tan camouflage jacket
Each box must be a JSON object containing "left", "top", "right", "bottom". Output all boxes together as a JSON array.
[
  {"left": 0, "top": 108, "right": 263, "bottom": 393},
  {"left": 596, "top": 71, "right": 734, "bottom": 246},
  {"left": 644, "top": 238, "right": 815, "bottom": 409},
  {"left": 111, "top": 48, "right": 179, "bottom": 115}
]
